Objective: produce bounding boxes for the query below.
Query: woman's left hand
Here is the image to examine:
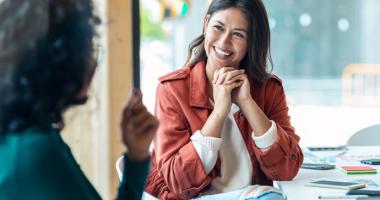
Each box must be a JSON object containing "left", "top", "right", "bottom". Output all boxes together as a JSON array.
[{"left": 225, "top": 71, "right": 252, "bottom": 105}]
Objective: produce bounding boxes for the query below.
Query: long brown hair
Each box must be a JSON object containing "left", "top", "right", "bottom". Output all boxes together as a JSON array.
[{"left": 184, "top": 0, "right": 273, "bottom": 83}]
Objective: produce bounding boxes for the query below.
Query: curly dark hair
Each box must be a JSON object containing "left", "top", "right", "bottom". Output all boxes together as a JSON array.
[{"left": 0, "top": 0, "right": 100, "bottom": 137}]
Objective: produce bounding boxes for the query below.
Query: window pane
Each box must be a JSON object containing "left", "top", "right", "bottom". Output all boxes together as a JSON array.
[{"left": 140, "top": 0, "right": 380, "bottom": 147}]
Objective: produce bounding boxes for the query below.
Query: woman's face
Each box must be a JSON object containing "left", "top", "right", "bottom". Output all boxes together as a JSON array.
[{"left": 204, "top": 7, "right": 248, "bottom": 70}]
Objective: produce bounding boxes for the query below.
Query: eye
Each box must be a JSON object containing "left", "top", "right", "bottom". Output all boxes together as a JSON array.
[
  {"left": 213, "top": 25, "right": 224, "bottom": 31},
  {"left": 233, "top": 32, "right": 245, "bottom": 38}
]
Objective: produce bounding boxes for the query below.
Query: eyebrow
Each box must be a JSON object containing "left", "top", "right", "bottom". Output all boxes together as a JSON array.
[{"left": 215, "top": 20, "right": 248, "bottom": 33}]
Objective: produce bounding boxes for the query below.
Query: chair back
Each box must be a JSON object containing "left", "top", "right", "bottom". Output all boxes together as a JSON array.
[
  {"left": 347, "top": 124, "right": 380, "bottom": 146},
  {"left": 342, "top": 64, "right": 380, "bottom": 106},
  {"left": 116, "top": 156, "right": 124, "bottom": 181}
]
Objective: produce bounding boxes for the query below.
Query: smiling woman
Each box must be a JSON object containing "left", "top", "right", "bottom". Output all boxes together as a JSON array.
[
  {"left": 184, "top": 0, "right": 272, "bottom": 84},
  {"left": 144, "top": 0, "right": 303, "bottom": 200},
  {"left": 203, "top": 7, "right": 248, "bottom": 71}
]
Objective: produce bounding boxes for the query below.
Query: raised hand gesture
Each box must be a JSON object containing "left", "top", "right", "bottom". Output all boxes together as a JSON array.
[{"left": 120, "top": 89, "right": 159, "bottom": 161}]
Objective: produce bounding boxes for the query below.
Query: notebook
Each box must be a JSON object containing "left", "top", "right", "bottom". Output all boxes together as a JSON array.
[{"left": 341, "top": 166, "right": 377, "bottom": 175}]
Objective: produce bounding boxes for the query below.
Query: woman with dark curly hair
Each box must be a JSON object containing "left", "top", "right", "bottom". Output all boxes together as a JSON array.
[{"left": 0, "top": 0, "right": 158, "bottom": 200}]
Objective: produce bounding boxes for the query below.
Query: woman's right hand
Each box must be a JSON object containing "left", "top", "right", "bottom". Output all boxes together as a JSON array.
[
  {"left": 212, "top": 67, "right": 244, "bottom": 117},
  {"left": 201, "top": 68, "right": 245, "bottom": 138},
  {"left": 120, "top": 89, "right": 159, "bottom": 161}
]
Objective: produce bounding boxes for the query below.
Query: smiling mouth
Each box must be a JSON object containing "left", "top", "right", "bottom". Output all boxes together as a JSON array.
[{"left": 214, "top": 46, "right": 232, "bottom": 57}]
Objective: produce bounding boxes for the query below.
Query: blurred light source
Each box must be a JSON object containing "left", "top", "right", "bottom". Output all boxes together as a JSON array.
[
  {"left": 162, "top": 20, "right": 173, "bottom": 34},
  {"left": 299, "top": 13, "right": 312, "bottom": 27},
  {"left": 160, "top": 0, "right": 191, "bottom": 20},
  {"left": 338, "top": 18, "right": 350, "bottom": 32}
]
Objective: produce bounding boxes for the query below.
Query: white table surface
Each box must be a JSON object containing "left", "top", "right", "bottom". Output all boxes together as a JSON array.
[{"left": 277, "top": 146, "right": 380, "bottom": 200}]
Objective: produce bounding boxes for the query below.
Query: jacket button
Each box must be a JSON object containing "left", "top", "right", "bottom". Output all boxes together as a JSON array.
[
  {"left": 184, "top": 191, "right": 191, "bottom": 198},
  {"left": 291, "top": 153, "right": 297, "bottom": 161}
]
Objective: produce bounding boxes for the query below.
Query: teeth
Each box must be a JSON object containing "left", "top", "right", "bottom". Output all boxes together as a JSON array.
[{"left": 215, "top": 47, "right": 231, "bottom": 56}]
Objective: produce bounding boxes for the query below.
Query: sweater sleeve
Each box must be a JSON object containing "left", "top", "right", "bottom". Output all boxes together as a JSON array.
[
  {"left": 116, "top": 155, "right": 150, "bottom": 200},
  {"left": 190, "top": 130, "right": 222, "bottom": 174},
  {"left": 251, "top": 120, "right": 278, "bottom": 152}
]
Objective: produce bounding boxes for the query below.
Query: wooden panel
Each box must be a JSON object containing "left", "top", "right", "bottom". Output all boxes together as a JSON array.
[
  {"left": 61, "top": 0, "right": 134, "bottom": 199},
  {"left": 106, "top": 0, "right": 133, "bottom": 198}
]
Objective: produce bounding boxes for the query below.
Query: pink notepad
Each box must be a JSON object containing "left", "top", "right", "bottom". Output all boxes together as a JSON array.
[
  {"left": 342, "top": 166, "right": 376, "bottom": 171},
  {"left": 341, "top": 166, "right": 377, "bottom": 175}
]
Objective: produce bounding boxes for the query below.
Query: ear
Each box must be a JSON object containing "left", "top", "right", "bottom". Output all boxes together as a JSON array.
[{"left": 203, "top": 14, "right": 211, "bottom": 31}]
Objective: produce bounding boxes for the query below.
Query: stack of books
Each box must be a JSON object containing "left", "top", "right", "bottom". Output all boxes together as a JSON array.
[{"left": 341, "top": 166, "right": 377, "bottom": 175}]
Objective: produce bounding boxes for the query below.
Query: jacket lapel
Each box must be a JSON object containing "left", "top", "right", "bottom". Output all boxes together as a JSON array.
[{"left": 189, "top": 61, "right": 213, "bottom": 109}]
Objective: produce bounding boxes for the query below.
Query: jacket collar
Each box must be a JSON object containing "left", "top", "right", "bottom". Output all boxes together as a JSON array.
[{"left": 189, "top": 61, "right": 213, "bottom": 109}]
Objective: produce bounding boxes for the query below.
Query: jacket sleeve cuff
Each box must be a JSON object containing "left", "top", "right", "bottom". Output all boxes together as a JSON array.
[
  {"left": 251, "top": 120, "right": 277, "bottom": 151},
  {"left": 118, "top": 155, "right": 150, "bottom": 200},
  {"left": 190, "top": 130, "right": 222, "bottom": 174}
]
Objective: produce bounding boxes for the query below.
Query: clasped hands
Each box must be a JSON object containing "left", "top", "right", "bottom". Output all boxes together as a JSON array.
[{"left": 212, "top": 67, "right": 253, "bottom": 117}]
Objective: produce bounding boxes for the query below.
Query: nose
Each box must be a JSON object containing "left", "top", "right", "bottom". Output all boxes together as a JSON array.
[{"left": 219, "top": 32, "right": 232, "bottom": 46}]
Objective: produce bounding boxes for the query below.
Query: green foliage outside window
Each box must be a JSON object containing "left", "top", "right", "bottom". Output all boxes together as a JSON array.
[{"left": 141, "top": 8, "right": 167, "bottom": 40}]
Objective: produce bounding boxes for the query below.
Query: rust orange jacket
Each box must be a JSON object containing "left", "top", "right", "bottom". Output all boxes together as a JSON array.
[{"left": 145, "top": 61, "right": 303, "bottom": 200}]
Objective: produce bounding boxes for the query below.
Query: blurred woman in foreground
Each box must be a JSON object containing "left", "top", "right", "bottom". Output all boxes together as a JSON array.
[{"left": 0, "top": 0, "right": 158, "bottom": 199}]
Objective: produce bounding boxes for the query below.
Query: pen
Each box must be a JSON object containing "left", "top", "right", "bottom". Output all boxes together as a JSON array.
[{"left": 318, "top": 195, "right": 369, "bottom": 199}]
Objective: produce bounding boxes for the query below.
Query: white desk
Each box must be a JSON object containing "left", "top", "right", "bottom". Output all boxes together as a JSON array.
[{"left": 277, "top": 146, "right": 380, "bottom": 200}]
